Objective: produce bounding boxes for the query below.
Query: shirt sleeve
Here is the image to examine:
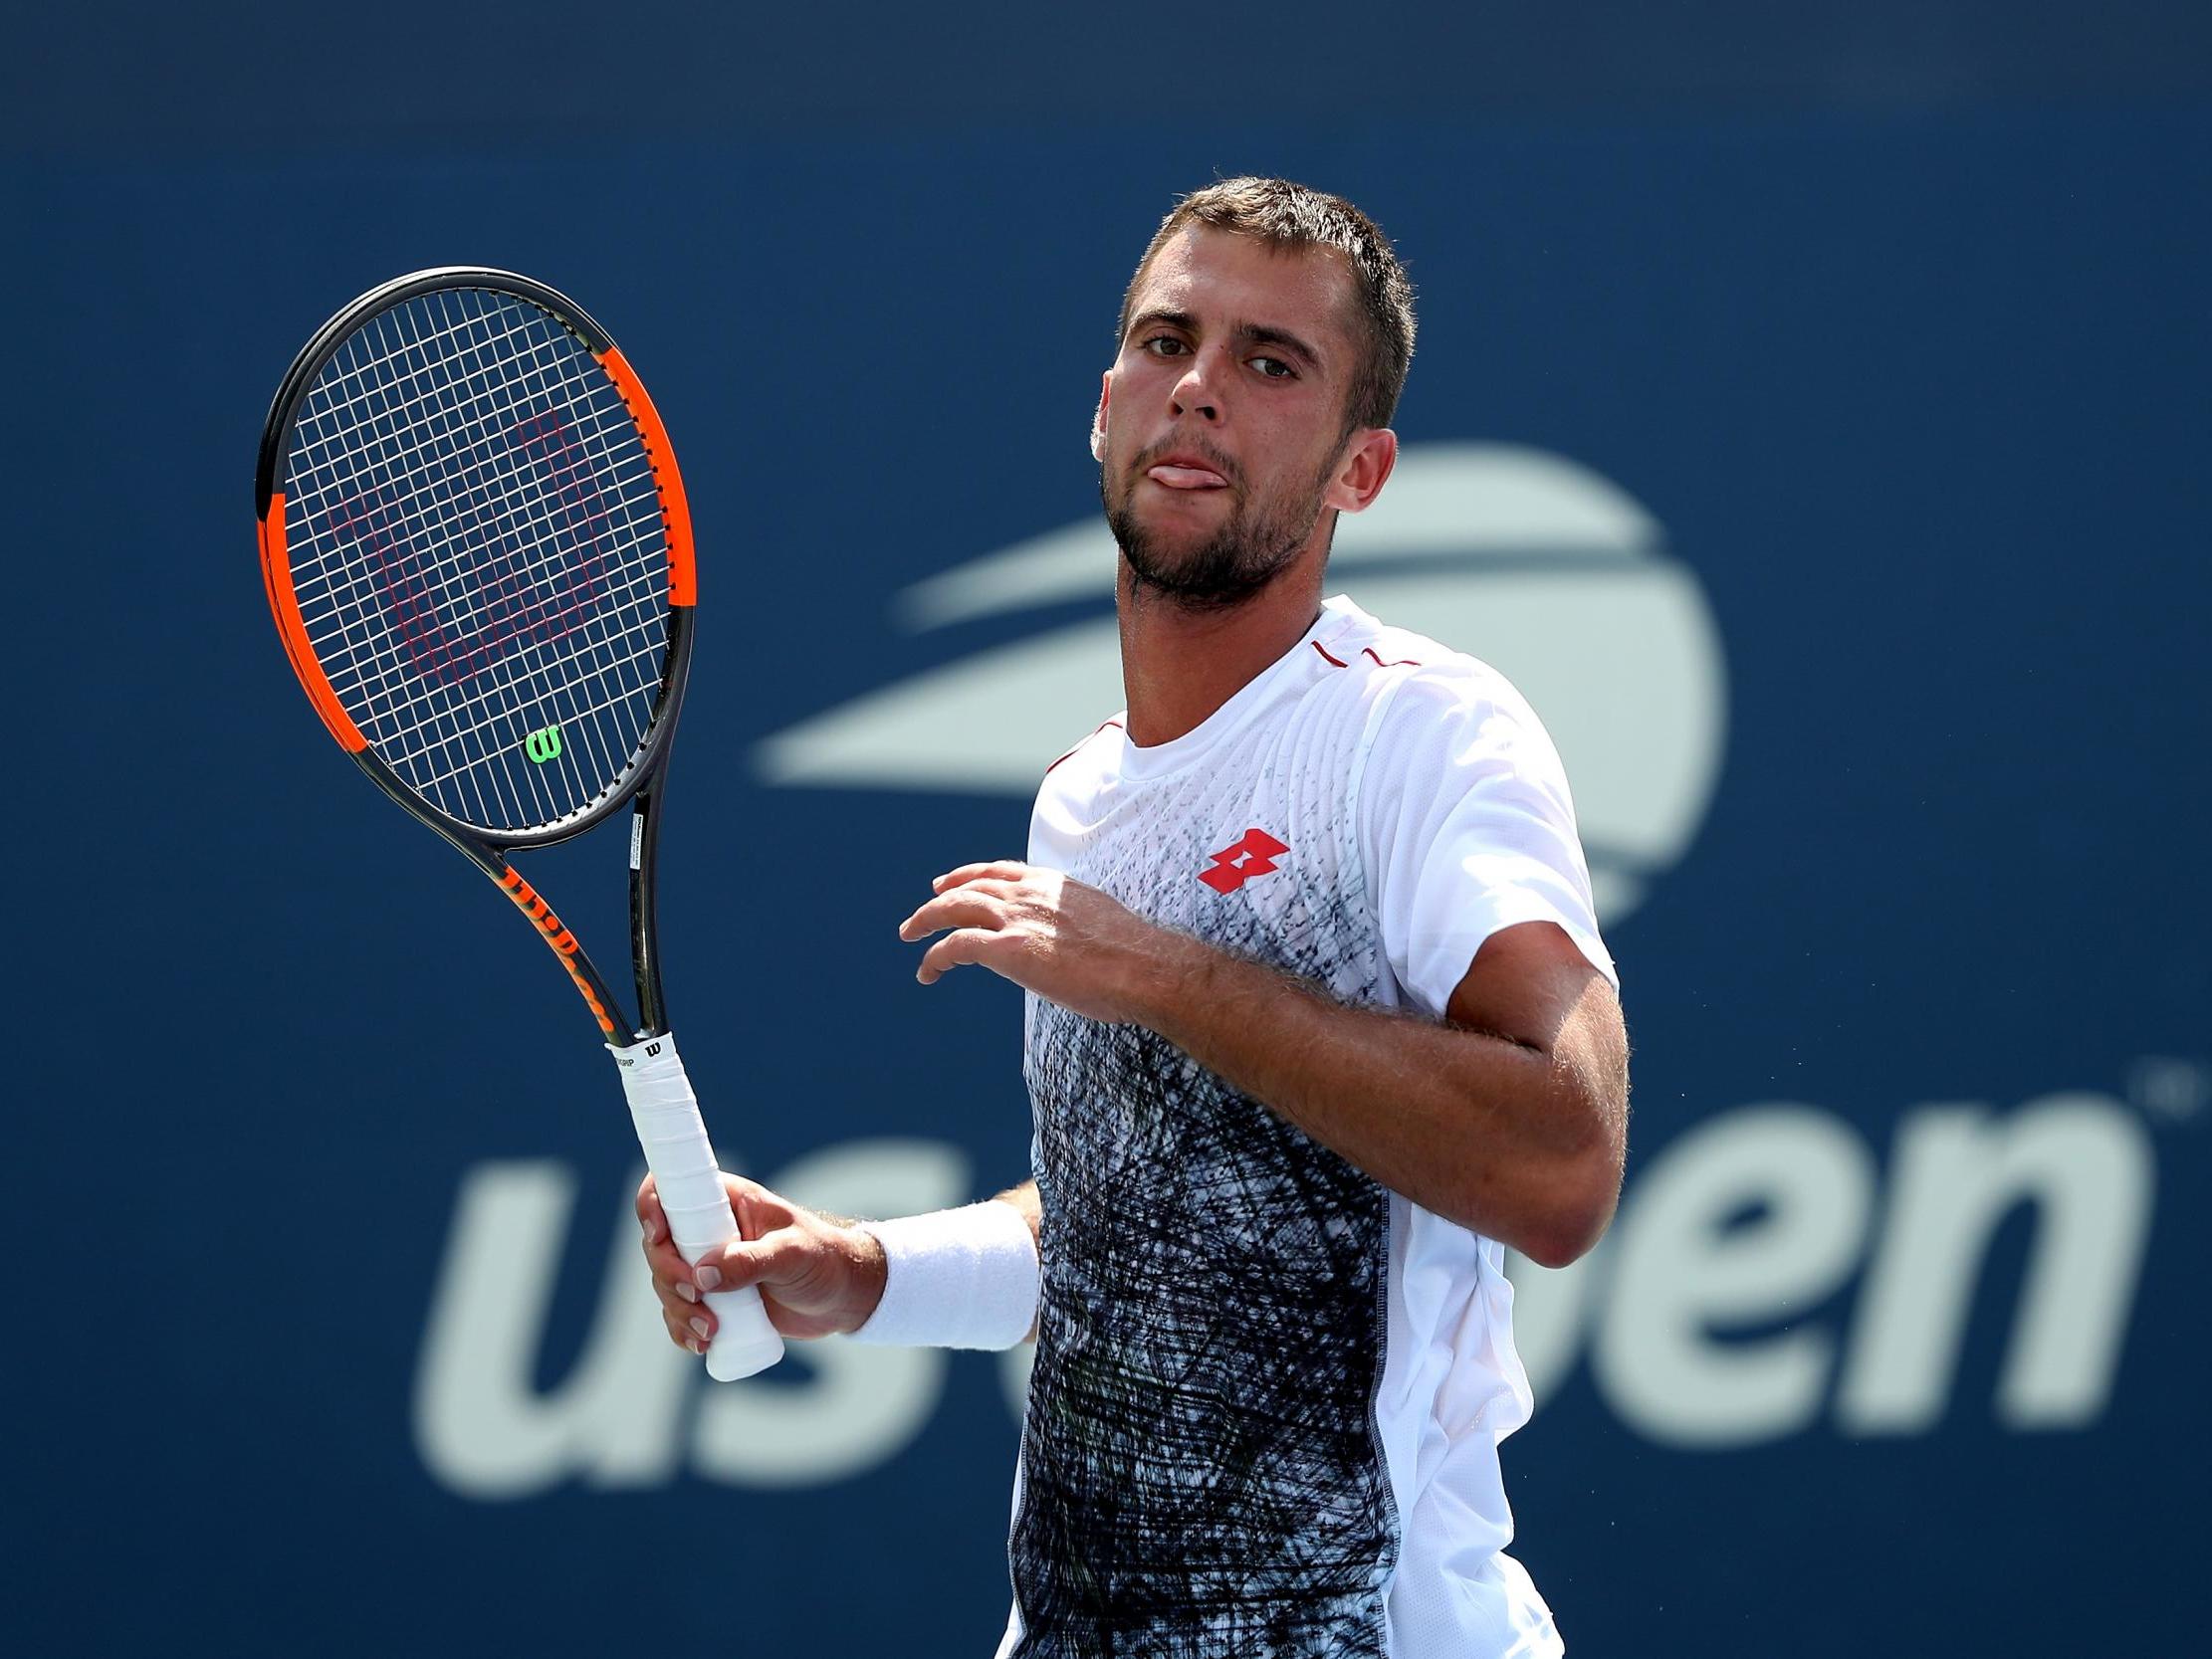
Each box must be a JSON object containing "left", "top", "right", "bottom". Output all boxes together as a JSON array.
[{"left": 1358, "top": 666, "right": 1618, "bottom": 1018}]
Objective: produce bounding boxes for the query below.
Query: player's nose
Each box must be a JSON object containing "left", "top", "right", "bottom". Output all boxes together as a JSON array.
[{"left": 1170, "top": 351, "right": 1224, "bottom": 423}]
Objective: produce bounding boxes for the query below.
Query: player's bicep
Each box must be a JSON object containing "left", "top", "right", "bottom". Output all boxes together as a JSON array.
[
  {"left": 1446, "top": 921, "right": 1630, "bottom": 1165},
  {"left": 1445, "top": 920, "right": 1610, "bottom": 1051}
]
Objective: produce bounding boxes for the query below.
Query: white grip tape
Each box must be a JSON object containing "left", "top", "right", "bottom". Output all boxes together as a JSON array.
[{"left": 609, "top": 1034, "right": 784, "bottom": 1381}]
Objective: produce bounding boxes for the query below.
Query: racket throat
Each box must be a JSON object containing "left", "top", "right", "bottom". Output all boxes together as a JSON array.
[{"left": 492, "top": 864, "right": 627, "bottom": 1039}]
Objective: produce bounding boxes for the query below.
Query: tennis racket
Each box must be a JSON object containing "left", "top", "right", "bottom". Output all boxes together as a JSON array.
[{"left": 256, "top": 268, "right": 783, "bottom": 1382}]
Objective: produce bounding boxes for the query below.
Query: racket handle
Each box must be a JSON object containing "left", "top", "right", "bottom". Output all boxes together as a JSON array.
[{"left": 609, "top": 1033, "right": 785, "bottom": 1380}]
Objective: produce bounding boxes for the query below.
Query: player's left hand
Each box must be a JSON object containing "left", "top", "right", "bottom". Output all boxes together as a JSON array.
[{"left": 899, "top": 861, "right": 1185, "bottom": 1023}]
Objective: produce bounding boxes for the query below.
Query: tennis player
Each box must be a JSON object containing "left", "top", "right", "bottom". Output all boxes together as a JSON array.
[{"left": 639, "top": 177, "right": 1630, "bottom": 1656}]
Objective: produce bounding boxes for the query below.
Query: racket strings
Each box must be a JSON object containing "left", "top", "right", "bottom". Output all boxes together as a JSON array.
[
  {"left": 282, "top": 287, "right": 673, "bottom": 832},
  {"left": 295, "top": 290, "right": 655, "bottom": 793},
  {"left": 288, "top": 294, "right": 621, "bottom": 787},
  {"left": 288, "top": 343, "right": 643, "bottom": 578},
  {"left": 297, "top": 487, "right": 665, "bottom": 753},
  {"left": 321, "top": 557, "right": 664, "bottom": 769},
  {"left": 289, "top": 289, "right": 662, "bottom": 827},
  {"left": 300, "top": 431, "right": 637, "bottom": 825},
  {"left": 288, "top": 310, "right": 555, "bottom": 471}
]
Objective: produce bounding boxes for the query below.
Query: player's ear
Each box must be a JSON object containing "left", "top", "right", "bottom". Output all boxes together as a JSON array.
[
  {"left": 1324, "top": 427, "right": 1398, "bottom": 515},
  {"left": 1090, "top": 373, "right": 1111, "bottom": 462}
]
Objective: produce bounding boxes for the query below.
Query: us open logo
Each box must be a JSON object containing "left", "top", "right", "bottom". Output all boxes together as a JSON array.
[{"left": 752, "top": 442, "right": 1728, "bottom": 926}]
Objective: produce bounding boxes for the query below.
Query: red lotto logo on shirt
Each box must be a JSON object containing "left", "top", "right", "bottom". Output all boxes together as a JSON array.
[{"left": 1199, "top": 828, "right": 1289, "bottom": 894}]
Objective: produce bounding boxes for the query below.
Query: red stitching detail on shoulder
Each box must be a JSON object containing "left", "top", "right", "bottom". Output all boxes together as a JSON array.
[
  {"left": 1311, "top": 640, "right": 1349, "bottom": 668},
  {"left": 1044, "top": 718, "right": 1125, "bottom": 777},
  {"left": 1363, "top": 647, "right": 1424, "bottom": 668}
]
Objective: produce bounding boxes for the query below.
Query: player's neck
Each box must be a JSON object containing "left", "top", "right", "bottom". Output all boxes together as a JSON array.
[{"left": 1115, "top": 561, "right": 1326, "bottom": 747}]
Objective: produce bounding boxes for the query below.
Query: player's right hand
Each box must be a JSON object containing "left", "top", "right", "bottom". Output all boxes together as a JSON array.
[{"left": 636, "top": 1172, "right": 888, "bottom": 1351}]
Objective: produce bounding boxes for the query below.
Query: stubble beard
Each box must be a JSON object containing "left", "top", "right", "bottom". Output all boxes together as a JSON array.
[{"left": 1104, "top": 451, "right": 1338, "bottom": 614}]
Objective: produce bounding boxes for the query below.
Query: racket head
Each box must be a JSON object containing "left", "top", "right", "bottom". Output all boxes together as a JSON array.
[{"left": 257, "top": 269, "right": 696, "bottom": 848}]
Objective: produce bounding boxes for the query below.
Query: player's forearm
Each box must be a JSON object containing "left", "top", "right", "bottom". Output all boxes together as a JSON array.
[{"left": 1132, "top": 936, "right": 1619, "bottom": 1266}]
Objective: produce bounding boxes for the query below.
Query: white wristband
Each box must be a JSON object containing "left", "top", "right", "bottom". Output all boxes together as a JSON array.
[{"left": 846, "top": 1201, "right": 1040, "bottom": 1350}]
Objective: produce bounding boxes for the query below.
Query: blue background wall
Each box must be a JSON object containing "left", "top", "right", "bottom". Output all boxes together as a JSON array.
[{"left": 9, "top": 6, "right": 2208, "bottom": 1654}]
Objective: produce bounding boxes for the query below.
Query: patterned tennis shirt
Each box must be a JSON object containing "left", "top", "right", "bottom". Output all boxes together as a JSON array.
[{"left": 996, "top": 595, "right": 1618, "bottom": 1658}]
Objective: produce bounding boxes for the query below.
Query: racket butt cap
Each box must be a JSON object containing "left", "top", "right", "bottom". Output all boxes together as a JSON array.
[{"left": 706, "top": 1331, "right": 786, "bottom": 1382}]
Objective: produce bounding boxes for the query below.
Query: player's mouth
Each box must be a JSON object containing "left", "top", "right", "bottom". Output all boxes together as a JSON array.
[{"left": 1144, "top": 452, "right": 1231, "bottom": 490}]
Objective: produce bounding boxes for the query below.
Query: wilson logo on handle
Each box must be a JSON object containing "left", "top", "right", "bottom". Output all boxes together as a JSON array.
[{"left": 524, "top": 726, "right": 564, "bottom": 764}]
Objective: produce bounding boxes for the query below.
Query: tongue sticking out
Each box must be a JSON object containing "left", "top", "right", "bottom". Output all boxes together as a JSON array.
[{"left": 1147, "top": 464, "right": 1228, "bottom": 490}]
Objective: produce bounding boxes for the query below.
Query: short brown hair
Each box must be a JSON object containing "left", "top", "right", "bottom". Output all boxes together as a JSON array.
[{"left": 1117, "top": 177, "right": 1418, "bottom": 435}]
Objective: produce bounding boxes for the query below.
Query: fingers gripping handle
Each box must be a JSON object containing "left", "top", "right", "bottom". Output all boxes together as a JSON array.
[{"left": 610, "top": 1035, "right": 784, "bottom": 1380}]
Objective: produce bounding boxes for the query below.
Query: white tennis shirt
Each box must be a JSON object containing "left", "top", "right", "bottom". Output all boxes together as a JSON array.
[{"left": 997, "top": 595, "right": 1618, "bottom": 1658}]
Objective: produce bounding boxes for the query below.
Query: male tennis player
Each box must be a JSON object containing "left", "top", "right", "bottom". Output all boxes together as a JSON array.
[{"left": 639, "top": 177, "right": 1629, "bottom": 1656}]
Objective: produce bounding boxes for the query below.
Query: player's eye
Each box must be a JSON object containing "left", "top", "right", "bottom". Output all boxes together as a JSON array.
[
  {"left": 1250, "top": 355, "right": 1295, "bottom": 380},
  {"left": 1142, "top": 334, "right": 1190, "bottom": 357}
]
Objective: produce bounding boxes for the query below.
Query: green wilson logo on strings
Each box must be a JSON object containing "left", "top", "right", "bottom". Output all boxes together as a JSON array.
[{"left": 523, "top": 726, "right": 563, "bottom": 764}]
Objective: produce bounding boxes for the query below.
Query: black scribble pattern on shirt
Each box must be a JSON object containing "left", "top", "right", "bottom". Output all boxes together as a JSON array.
[{"left": 1010, "top": 800, "right": 1397, "bottom": 1658}]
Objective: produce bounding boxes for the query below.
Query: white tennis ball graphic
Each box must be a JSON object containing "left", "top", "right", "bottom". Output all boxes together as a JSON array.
[{"left": 756, "top": 443, "right": 1726, "bottom": 925}]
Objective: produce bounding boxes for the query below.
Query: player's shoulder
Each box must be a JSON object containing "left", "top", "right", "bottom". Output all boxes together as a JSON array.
[
  {"left": 1037, "top": 713, "right": 1127, "bottom": 791},
  {"left": 1306, "top": 596, "right": 1539, "bottom": 733}
]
